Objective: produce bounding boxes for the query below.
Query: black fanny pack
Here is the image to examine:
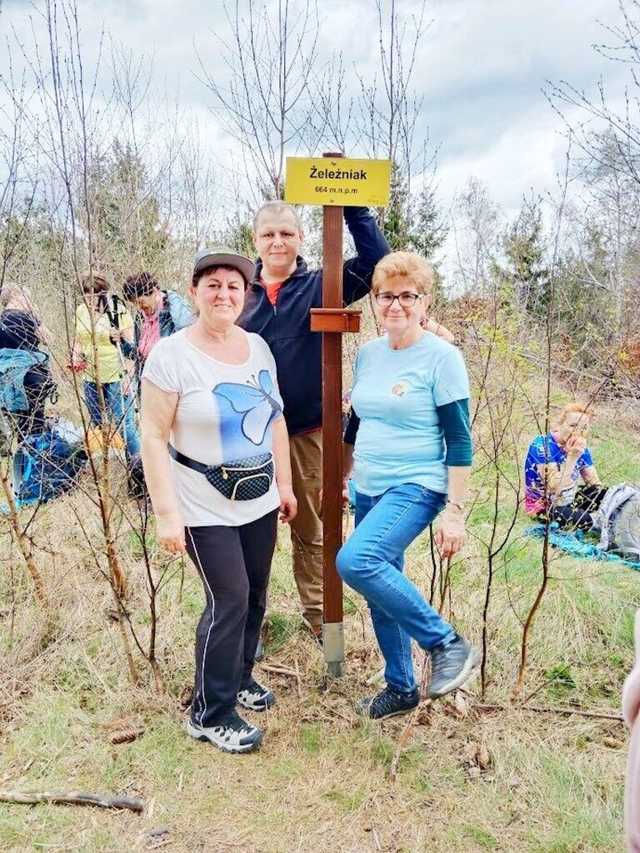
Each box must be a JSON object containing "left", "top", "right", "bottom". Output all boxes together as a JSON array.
[{"left": 169, "top": 445, "right": 274, "bottom": 502}]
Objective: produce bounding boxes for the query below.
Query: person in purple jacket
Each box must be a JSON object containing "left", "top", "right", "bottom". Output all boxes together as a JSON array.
[{"left": 238, "top": 202, "right": 389, "bottom": 641}]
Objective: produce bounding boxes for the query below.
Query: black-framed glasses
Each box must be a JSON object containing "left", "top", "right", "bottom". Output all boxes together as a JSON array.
[{"left": 374, "top": 291, "right": 422, "bottom": 308}]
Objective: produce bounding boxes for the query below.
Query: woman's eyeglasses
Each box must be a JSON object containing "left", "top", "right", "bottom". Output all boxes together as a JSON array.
[{"left": 374, "top": 291, "right": 422, "bottom": 308}]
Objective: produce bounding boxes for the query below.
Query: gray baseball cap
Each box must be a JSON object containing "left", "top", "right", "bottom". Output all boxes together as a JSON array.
[{"left": 192, "top": 248, "right": 255, "bottom": 286}]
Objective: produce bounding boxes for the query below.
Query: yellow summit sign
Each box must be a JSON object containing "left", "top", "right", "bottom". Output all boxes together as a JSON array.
[{"left": 285, "top": 157, "right": 391, "bottom": 207}]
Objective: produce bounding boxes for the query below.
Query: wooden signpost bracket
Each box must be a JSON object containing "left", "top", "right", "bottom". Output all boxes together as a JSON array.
[{"left": 310, "top": 308, "right": 361, "bottom": 334}]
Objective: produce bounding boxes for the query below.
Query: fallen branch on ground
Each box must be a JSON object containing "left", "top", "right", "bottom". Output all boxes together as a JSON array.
[
  {"left": 0, "top": 790, "right": 145, "bottom": 812},
  {"left": 474, "top": 702, "right": 623, "bottom": 722},
  {"left": 258, "top": 663, "right": 302, "bottom": 698},
  {"left": 259, "top": 663, "right": 299, "bottom": 678}
]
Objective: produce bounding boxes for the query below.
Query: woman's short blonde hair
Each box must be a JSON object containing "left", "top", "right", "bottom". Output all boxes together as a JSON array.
[
  {"left": 557, "top": 402, "right": 593, "bottom": 424},
  {"left": 372, "top": 251, "right": 434, "bottom": 295}
]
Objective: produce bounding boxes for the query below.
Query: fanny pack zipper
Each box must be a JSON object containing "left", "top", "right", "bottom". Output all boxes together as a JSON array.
[{"left": 221, "top": 459, "right": 271, "bottom": 480}]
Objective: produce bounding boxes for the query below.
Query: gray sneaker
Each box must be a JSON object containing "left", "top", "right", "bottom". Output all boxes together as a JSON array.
[{"left": 429, "top": 636, "right": 479, "bottom": 699}]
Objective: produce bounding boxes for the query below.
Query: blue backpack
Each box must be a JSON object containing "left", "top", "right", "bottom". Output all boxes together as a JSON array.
[{"left": 13, "top": 420, "right": 88, "bottom": 506}]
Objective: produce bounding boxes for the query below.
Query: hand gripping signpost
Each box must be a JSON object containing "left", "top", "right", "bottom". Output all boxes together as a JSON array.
[{"left": 285, "top": 153, "right": 391, "bottom": 676}]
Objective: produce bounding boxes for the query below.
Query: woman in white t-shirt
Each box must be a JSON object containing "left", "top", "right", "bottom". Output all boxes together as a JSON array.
[{"left": 141, "top": 248, "right": 297, "bottom": 755}]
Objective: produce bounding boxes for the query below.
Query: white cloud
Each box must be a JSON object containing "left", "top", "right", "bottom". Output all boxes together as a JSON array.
[
  {"left": 1, "top": 0, "right": 634, "bottom": 217},
  {"left": 438, "top": 104, "right": 569, "bottom": 216}
]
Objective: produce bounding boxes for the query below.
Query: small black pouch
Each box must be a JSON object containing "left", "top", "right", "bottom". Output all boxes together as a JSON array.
[{"left": 169, "top": 445, "right": 274, "bottom": 501}]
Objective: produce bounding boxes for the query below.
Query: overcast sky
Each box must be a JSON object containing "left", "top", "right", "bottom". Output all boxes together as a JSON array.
[{"left": 2, "top": 0, "right": 630, "bottom": 222}]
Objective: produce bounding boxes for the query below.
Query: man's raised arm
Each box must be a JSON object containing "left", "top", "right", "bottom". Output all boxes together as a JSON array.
[{"left": 342, "top": 206, "right": 390, "bottom": 305}]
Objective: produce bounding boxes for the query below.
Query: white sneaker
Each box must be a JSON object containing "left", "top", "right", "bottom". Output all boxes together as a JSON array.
[
  {"left": 185, "top": 711, "right": 262, "bottom": 754},
  {"left": 237, "top": 678, "right": 275, "bottom": 712}
]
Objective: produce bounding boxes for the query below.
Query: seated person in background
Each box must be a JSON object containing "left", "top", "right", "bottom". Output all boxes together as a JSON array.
[
  {"left": 0, "top": 283, "right": 55, "bottom": 439},
  {"left": 121, "top": 272, "right": 194, "bottom": 378},
  {"left": 524, "top": 402, "right": 606, "bottom": 531}
]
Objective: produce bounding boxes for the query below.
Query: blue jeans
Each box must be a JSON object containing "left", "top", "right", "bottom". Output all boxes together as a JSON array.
[
  {"left": 83, "top": 380, "right": 140, "bottom": 458},
  {"left": 336, "top": 483, "right": 456, "bottom": 694}
]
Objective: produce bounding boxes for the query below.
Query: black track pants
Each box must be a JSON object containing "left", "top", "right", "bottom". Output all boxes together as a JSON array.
[{"left": 185, "top": 509, "right": 278, "bottom": 727}]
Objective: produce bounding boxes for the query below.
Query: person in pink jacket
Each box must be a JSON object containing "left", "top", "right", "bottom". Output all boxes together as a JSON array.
[{"left": 624, "top": 609, "right": 640, "bottom": 851}]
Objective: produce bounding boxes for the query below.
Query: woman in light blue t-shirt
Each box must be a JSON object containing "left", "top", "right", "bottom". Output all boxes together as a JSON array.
[{"left": 337, "top": 251, "right": 478, "bottom": 720}]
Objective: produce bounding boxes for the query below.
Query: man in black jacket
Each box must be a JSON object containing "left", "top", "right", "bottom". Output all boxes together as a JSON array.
[{"left": 238, "top": 201, "right": 389, "bottom": 638}]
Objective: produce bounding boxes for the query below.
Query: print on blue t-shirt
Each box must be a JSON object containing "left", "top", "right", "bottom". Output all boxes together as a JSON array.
[
  {"left": 524, "top": 433, "right": 593, "bottom": 510},
  {"left": 213, "top": 369, "right": 282, "bottom": 461}
]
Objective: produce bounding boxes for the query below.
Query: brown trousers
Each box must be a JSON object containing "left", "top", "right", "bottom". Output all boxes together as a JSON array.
[{"left": 289, "top": 430, "right": 323, "bottom": 629}]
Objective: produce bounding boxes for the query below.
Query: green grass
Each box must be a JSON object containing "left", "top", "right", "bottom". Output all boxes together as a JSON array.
[
  {"left": 0, "top": 402, "right": 637, "bottom": 851},
  {"left": 464, "top": 825, "right": 499, "bottom": 850},
  {"left": 263, "top": 611, "right": 302, "bottom": 653}
]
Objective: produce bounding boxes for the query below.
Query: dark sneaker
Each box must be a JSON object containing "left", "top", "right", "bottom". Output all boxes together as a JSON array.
[
  {"left": 429, "top": 636, "right": 479, "bottom": 699},
  {"left": 237, "top": 677, "right": 275, "bottom": 712},
  {"left": 185, "top": 711, "right": 262, "bottom": 754},
  {"left": 355, "top": 686, "right": 419, "bottom": 720}
]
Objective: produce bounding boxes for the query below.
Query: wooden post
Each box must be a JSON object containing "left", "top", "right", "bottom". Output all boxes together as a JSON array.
[
  {"left": 285, "top": 151, "right": 389, "bottom": 675},
  {"left": 306, "top": 152, "right": 364, "bottom": 676},
  {"left": 321, "top": 199, "right": 344, "bottom": 676},
  {"left": 310, "top": 151, "right": 345, "bottom": 676}
]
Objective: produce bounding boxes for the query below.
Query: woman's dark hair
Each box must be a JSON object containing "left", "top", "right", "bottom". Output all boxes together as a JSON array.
[
  {"left": 81, "top": 272, "right": 110, "bottom": 293},
  {"left": 192, "top": 264, "right": 248, "bottom": 289},
  {"left": 123, "top": 271, "right": 159, "bottom": 302}
]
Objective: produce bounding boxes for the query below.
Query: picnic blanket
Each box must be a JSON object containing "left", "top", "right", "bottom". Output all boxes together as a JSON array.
[{"left": 525, "top": 523, "right": 640, "bottom": 571}]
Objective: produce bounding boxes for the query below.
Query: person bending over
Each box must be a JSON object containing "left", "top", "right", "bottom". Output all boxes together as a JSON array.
[
  {"left": 524, "top": 402, "right": 606, "bottom": 532},
  {"left": 0, "top": 284, "right": 55, "bottom": 440},
  {"left": 337, "top": 251, "right": 479, "bottom": 720},
  {"left": 121, "top": 271, "right": 194, "bottom": 379}
]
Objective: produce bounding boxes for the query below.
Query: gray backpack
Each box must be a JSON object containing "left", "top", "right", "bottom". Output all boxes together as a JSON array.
[{"left": 596, "top": 485, "right": 640, "bottom": 561}]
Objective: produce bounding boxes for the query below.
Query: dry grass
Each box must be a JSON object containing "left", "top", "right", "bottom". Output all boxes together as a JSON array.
[{"left": 0, "top": 405, "right": 639, "bottom": 852}]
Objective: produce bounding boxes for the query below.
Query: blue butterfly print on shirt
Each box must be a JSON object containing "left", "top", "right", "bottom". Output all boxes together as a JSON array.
[{"left": 213, "top": 370, "right": 282, "bottom": 446}]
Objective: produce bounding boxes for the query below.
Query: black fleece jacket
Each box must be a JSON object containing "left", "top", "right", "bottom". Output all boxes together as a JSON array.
[{"left": 237, "top": 207, "right": 389, "bottom": 435}]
